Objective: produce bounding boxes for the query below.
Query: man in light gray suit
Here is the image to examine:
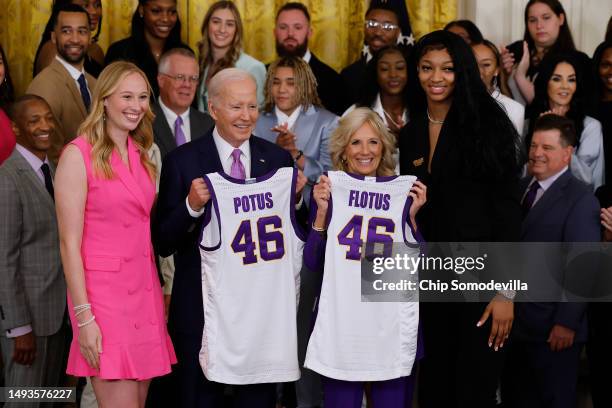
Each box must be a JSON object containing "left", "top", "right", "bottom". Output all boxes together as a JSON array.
[
  {"left": 0, "top": 95, "right": 67, "bottom": 402},
  {"left": 255, "top": 56, "right": 336, "bottom": 207}
]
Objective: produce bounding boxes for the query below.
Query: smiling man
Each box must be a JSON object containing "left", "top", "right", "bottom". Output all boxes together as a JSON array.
[
  {"left": 341, "top": 1, "right": 400, "bottom": 105},
  {"left": 27, "top": 4, "right": 95, "bottom": 164},
  {"left": 0, "top": 95, "right": 67, "bottom": 402},
  {"left": 502, "top": 113, "right": 600, "bottom": 408},
  {"left": 154, "top": 68, "right": 304, "bottom": 407},
  {"left": 155, "top": 48, "right": 214, "bottom": 159}
]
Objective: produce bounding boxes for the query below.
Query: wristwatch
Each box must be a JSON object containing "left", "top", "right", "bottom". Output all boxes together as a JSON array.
[{"left": 294, "top": 150, "right": 304, "bottom": 162}]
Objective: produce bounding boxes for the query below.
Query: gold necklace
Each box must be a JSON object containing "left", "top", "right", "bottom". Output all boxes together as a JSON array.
[{"left": 427, "top": 110, "right": 444, "bottom": 125}]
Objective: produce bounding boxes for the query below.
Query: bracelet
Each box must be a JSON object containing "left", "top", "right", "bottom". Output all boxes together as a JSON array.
[
  {"left": 312, "top": 223, "right": 326, "bottom": 232},
  {"left": 73, "top": 303, "right": 91, "bottom": 311},
  {"left": 77, "top": 315, "right": 96, "bottom": 328},
  {"left": 294, "top": 150, "right": 304, "bottom": 162},
  {"left": 75, "top": 306, "right": 91, "bottom": 317}
]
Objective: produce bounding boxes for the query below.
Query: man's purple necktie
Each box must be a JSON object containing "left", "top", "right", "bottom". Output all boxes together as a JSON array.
[
  {"left": 174, "top": 116, "right": 186, "bottom": 146},
  {"left": 230, "top": 148, "right": 246, "bottom": 180},
  {"left": 521, "top": 181, "right": 540, "bottom": 217}
]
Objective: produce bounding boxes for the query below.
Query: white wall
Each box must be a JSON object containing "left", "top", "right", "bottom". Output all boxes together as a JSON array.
[{"left": 457, "top": 0, "right": 611, "bottom": 56}]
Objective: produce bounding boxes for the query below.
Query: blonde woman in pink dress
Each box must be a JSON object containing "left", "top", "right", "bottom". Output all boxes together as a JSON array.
[{"left": 55, "top": 61, "right": 176, "bottom": 407}]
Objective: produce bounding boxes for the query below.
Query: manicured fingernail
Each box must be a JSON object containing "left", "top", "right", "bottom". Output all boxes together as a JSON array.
[
  {"left": 495, "top": 346, "right": 499, "bottom": 351},
  {"left": 488, "top": 342, "right": 492, "bottom": 347}
]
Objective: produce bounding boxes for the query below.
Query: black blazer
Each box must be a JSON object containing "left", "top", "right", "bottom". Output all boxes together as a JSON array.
[
  {"left": 399, "top": 113, "right": 522, "bottom": 243},
  {"left": 340, "top": 57, "right": 367, "bottom": 107},
  {"left": 514, "top": 170, "right": 600, "bottom": 342},
  {"left": 154, "top": 130, "right": 298, "bottom": 334},
  {"left": 309, "top": 53, "right": 348, "bottom": 116},
  {"left": 152, "top": 103, "right": 214, "bottom": 159}
]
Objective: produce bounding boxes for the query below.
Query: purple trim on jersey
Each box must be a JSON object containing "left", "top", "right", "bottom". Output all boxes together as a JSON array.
[
  {"left": 290, "top": 167, "right": 307, "bottom": 242},
  {"left": 402, "top": 195, "right": 425, "bottom": 245},
  {"left": 199, "top": 174, "right": 222, "bottom": 251},
  {"left": 342, "top": 171, "right": 400, "bottom": 182},
  {"left": 217, "top": 167, "right": 281, "bottom": 184}
]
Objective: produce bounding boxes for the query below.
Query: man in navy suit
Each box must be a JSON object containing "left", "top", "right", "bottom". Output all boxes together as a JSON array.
[
  {"left": 155, "top": 68, "right": 303, "bottom": 408},
  {"left": 502, "top": 114, "right": 600, "bottom": 408}
]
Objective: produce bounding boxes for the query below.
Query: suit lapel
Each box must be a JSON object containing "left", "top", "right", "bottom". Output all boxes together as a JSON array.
[
  {"left": 153, "top": 103, "right": 176, "bottom": 153},
  {"left": 111, "top": 138, "right": 149, "bottom": 214},
  {"left": 293, "top": 107, "right": 317, "bottom": 151},
  {"left": 52, "top": 60, "right": 87, "bottom": 117},
  {"left": 198, "top": 131, "right": 223, "bottom": 173},
  {"left": 249, "top": 137, "right": 269, "bottom": 177},
  {"left": 189, "top": 108, "right": 206, "bottom": 141},
  {"left": 12, "top": 151, "right": 55, "bottom": 212},
  {"left": 522, "top": 170, "right": 571, "bottom": 236}
]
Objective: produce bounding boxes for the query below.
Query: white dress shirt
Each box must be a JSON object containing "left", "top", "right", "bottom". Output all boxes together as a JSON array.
[
  {"left": 159, "top": 98, "right": 192, "bottom": 143},
  {"left": 186, "top": 127, "right": 251, "bottom": 217},
  {"left": 302, "top": 49, "right": 312, "bottom": 64},
  {"left": 275, "top": 105, "right": 302, "bottom": 131},
  {"left": 55, "top": 55, "right": 91, "bottom": 97}
]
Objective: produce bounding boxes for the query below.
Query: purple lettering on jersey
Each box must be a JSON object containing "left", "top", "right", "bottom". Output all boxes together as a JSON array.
[
  {"left": 258, "top": 216, "right": 285, "bottom": 261},
  {"left": 265, "top": 192, "right": 273, "bottom": 209},
  {"left": 338, "top": 216, "right": 396, "bottom": 260},
  {"left": 230, "top": 215, "right": 286, "bottom": 265},
  {"left": 233, "top": 193, "right": 276, "bottom": 214},
  {"left": 337, "top": 215, "right": 364, "bottom": 261},
  {"left": 346, "top": 190, "right": 392, "bottom": 211},
  {"left": 231, "top": 220, "right": 258, "bottom": 264},
  {"left": 365, "top": 217, "right": 395, "bottom": 258}
]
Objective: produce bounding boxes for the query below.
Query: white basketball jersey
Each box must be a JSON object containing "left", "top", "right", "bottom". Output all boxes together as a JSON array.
[
  {"left": 304, "top": 171, "right": 420, "bottom": 381},
  {"left": 199, "top": 167, "right": 305, "bottom": 384}
]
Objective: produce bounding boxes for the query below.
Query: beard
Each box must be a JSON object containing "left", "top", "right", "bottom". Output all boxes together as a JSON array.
[
  {"left": 276, "top": 38, "right": 308, "bottom": 58},
  {"left": 57, "top": 43, "right": 87, "bottom": 64}
]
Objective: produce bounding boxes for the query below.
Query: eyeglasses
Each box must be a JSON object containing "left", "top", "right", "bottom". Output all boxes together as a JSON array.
[
  {"left": 160, "top": 73, "right": 199, "bottom": 84},
  {"left": 364, "top": 20, "right": 399, "bottom": 32}
]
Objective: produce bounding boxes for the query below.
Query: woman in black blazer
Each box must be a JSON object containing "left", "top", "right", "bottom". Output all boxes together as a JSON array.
[{"left": 399, "top": 30, "right": 522, "bottom": 408}]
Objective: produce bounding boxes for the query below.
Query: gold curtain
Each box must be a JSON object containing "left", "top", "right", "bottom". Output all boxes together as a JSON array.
[{"left": 0, "top": 0, "right": 456, "bottom": 96}]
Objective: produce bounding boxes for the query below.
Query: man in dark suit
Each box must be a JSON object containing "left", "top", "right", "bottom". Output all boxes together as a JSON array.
[
  {"left": 154, "top": 48, "right": 214, "bottom": 159},
  {"left": 274, "top": 2, "right": 347, "bottom": 116},
  {"left": 155, "top": 68, "right": 303, "bottom": 408},
  {"left": 0, "top": 95, "right": 67, "bottom": 402},
  {"left": 340, "top": 2, "right": 400, "bottom": 106},
  {"left": 502, "top": 114, "right": 600, "bottom": 408},
  {"left": 146, "top": 47, "right": 215, "bottom": 408}
]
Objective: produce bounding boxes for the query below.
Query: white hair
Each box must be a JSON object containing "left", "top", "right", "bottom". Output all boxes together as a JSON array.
[
  {"left": 158, "top": 48, "right": 197, "bottom": 75},
  {"left": 208, "top": 68, "right": 256, "bottom": 105}
]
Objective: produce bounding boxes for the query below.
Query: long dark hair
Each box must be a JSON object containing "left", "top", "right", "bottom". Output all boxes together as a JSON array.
[
  {"left": 592, "top": 40, "right": 612, "bottom": 101},
  {"left": 131, "top": 0, "right": 183, "bottom": 57},
  {"left": 523, "top": 0, "right": 576, "bottom": 61},
  {"left": 32, "top": 0, "right": 101, "bottom": 77},
  {"left": 444, "top": 20, "right": 484, "bottom": 44},
  {"left": 357, "top": 45, "right": 410, "bottom": 109},
  {"left": 410, "top": 30, "right": 521, "bottom": 180},
  {"left": 0, "top": 44, "right": 15, "bottom": 111},
  {"left": 528, "top": 53, "right": 586, "bottom": 146}
]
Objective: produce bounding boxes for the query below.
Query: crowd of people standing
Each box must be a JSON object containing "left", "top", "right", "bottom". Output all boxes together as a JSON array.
[{"left": 1, "top": 0, "right": 612, "bottom": 407}]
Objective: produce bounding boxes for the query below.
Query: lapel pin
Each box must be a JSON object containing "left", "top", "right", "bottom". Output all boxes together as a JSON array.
[{"left": 413, "top": 157, "right": 424, "bottom": 167}]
